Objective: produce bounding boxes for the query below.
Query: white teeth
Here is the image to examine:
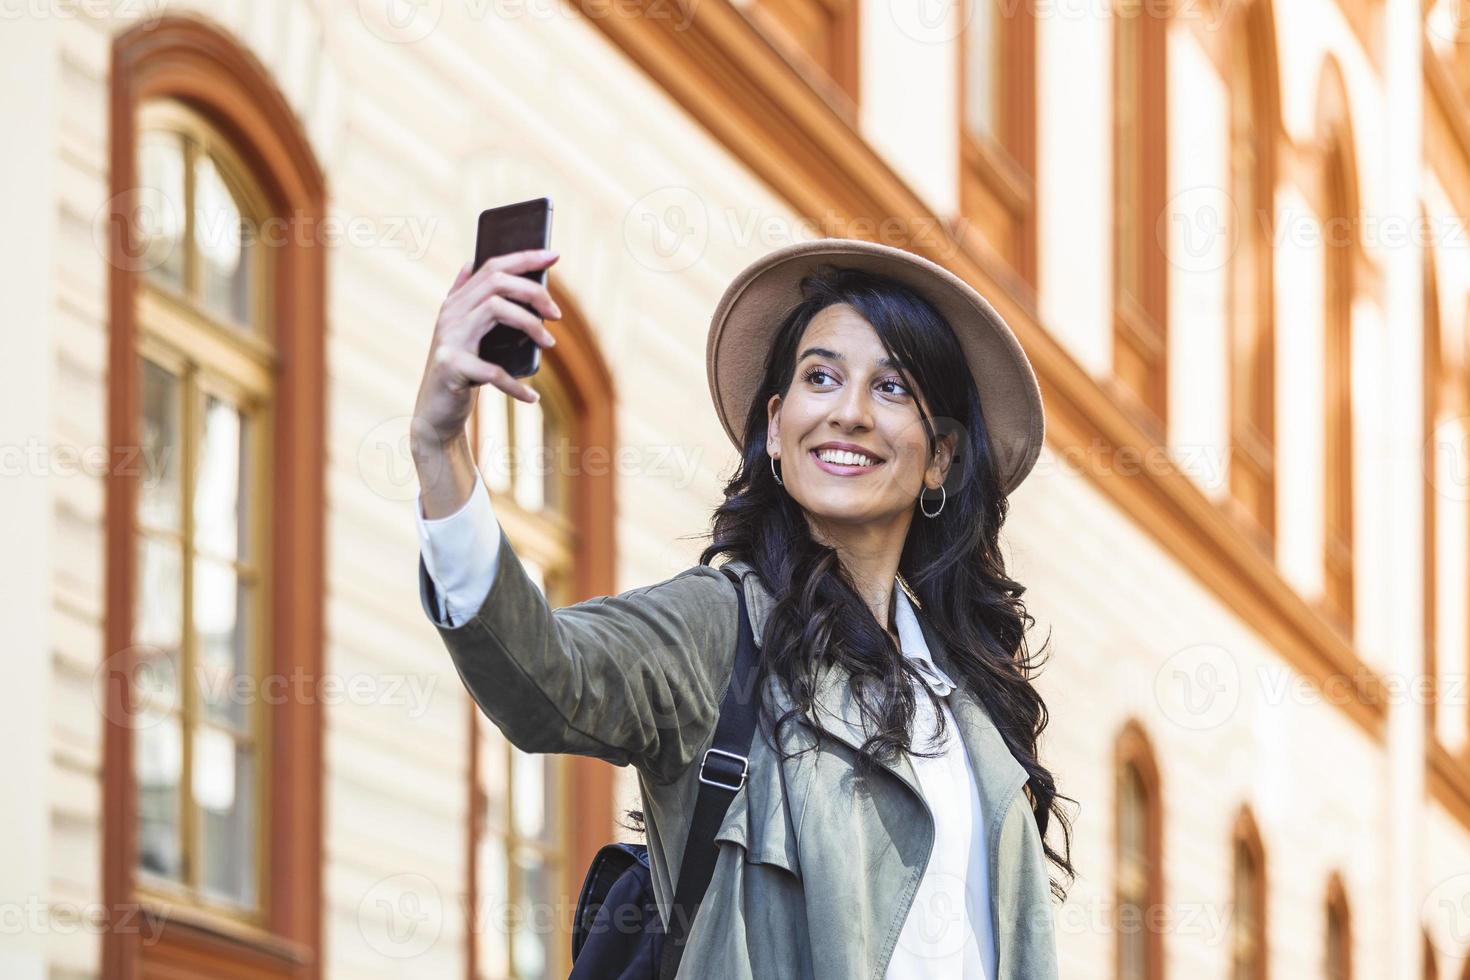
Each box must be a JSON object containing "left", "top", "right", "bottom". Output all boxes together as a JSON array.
[{"left": 816, "top": 449, "right": 878, "bottom": 467}]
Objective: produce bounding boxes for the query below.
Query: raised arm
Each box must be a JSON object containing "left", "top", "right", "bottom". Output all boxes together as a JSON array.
[{"left": 419, "top": 522, "right": 740, "bottom": 785}]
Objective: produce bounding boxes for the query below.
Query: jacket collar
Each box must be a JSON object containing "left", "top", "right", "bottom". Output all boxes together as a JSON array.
[{"left": 719, "top": 558, "right": 1029, "bottom": 819}]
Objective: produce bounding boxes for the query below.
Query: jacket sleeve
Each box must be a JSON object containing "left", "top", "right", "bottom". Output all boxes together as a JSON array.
[{"left": 418, "top": 514, "right": 740, "bottom": 785}]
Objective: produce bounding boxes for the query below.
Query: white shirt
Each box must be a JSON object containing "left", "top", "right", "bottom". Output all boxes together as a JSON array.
[{"left": 415, "top": 478, "right": 997, "bottom": 978}]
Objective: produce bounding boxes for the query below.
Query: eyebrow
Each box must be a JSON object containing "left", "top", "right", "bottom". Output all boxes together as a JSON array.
[{"left": 798, "top": 346, "right": 905, "bottom": 372}]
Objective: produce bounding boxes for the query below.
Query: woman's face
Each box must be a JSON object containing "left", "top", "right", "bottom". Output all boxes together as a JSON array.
[{"left": 766, "top": 303, "right": 955, "bottom": 537}]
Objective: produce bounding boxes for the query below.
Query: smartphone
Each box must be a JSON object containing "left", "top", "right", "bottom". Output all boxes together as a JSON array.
[{"left": 474, "top": 197, "right": 554, "bottom": 378}]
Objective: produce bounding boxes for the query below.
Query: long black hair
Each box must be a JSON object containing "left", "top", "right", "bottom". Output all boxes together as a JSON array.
[{"left": 628, "top": 264, "right": 1076, "bottom": 901}]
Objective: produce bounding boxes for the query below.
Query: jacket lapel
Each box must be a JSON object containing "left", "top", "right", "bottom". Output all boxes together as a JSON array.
[
  {"left": 721, "top": 560, "right": 926, "bottom": 802},
  {"left": 720, "top": 559, "right": 1029, "bottom": 821},
  {"left": 912, "top": 609, "right": 1032, "bottom": 819}
]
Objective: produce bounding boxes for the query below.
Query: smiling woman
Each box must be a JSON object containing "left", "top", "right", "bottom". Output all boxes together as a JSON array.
[{"left": 413, "top": 236, "right": 1068, "bottom": 979}]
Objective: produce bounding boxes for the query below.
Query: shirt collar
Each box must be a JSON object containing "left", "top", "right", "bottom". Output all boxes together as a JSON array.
[{"left": 893, "top": 581, "right": 956, "bottom": 696}]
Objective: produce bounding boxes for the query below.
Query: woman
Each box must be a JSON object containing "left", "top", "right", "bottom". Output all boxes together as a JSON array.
[{"left": 410, "top": 237, "right": 1075, "bottom": 978}]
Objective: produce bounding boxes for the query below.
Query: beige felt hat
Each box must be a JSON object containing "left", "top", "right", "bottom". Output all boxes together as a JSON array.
[{"left": 705, "top": 237, "right": 1046, "bottom": 496}]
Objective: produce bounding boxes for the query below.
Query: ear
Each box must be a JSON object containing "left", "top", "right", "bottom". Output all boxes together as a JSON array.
[
  {"left": 928, "top": 430, "right": 958, "bottom": 487},
  {"left": 766, "top": 393, "right": 783, "bottom": 455}
]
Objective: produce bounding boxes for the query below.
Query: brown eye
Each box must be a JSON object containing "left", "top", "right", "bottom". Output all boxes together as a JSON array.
[{"left": 803, "top": 367, "right": 835, "bottom": 386}]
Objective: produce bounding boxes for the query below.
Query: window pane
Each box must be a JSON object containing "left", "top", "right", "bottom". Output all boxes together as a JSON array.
[
  {"left": 514, "top": 397, "right": 546, "bottom": 512},
  {"left": 139, "top": 359, "right": 183, "bottom": 533},
  {"left": 512, "top": 843, "right": 552, "bottom": 980},
  {"left": 541, "top": 403, "right": 568, "bottom": 516},
  {"left": 195, "top": 728, "right": 257, "bottom": 908},
  {"left": 195, "top": 556, "right": 250, "bottom": 732},
  {"left": 138, "top": 130, "right": 186, "bottom": 288},
  {"left": 511, "top": 753, "right": 553, "bottom": 843},
  {"left": 194, "top": 395, "right": 247, "bottom": 562},
  {"left": 477, "top": 831, "right": 511, "bottom": 978},
  {"left": 963, "top": 1, "right": 997, "bottom": 137},
  {"left": 193, "top": 152, "right": 255, "bottom": 328},
  {"left": 136, "top": 711, "right": 183, "bottom": 881},
  {"left": 135, "top": 534, "right": 184, "bottom": 657},
  {"left": 481, "top": 739, "right": 509, "bottom": 831},
  {"left": 481, "top": 392, "right": 512, "bottom": 495}
]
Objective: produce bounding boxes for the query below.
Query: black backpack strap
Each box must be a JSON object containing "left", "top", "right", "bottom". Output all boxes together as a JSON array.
[{"left": 657, "top": 565, "right": 759, "bottom": 979}]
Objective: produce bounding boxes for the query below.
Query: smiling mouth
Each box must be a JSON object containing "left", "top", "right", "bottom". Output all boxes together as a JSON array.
[{"left": 810, "top": 448, "right": 884, "bottom": 474}]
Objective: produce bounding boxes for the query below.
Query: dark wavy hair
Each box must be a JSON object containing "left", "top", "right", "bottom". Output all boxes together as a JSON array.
[{"left": 625, "top": 264, "right": 1076, "bottom": 902}]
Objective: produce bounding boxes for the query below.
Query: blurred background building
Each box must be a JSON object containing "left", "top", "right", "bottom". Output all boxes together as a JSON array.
[{"left": 3, "top": 0, "right": 1470, "bottom": 976}]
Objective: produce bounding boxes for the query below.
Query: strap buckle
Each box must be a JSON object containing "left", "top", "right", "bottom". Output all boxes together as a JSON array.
[{"left": 698, "top": 747, "right": 748, "bottom": 791}]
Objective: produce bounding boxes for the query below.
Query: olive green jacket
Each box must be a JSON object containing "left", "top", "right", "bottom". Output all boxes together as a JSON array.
[{"left": 418, "top": 522, "right": 1060, "bottom": 979}]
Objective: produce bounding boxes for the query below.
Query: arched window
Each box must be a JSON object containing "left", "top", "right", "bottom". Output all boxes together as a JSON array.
[
  {"left": 1111, "top": 0, "right": 1170, "bottom": 439},
  {"left": 1231, "top": 807, "right": 1268, "bottom": 980},
  {"left": 131, "top": 97, "right": 274, "bottom": 911},
  {"left": 104, "top": 17, "right": 325, "bottom": 978},
  {"left": 466, "top": 294, "right": 617, "bottom": 979},
  {"left": 1315, "top": 60, "right": 1360, "bottom": 635},
  {"left": 1222, "top": 0, "right": 1280, "bottom": 555},
  {"left": 958, "top": 0, "right": 1038, "bottom": 286},
  {"left": 1325, "top": 871, "right": 1352, "bottom": 980},
  {"left": 1114, "top": 721, "right": 1163, "bottom": 980}
]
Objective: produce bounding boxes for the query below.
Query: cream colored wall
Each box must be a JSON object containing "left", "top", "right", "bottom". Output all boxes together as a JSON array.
[
  {"left": 1426, "top": 800, "right": 1470, "bottom": 977},
  {"left": 1009, "top": 448, "right": 1394, "bottom": 976},
  {"left": 24, "top": 0, "right": 1470, "bottom": 977}
]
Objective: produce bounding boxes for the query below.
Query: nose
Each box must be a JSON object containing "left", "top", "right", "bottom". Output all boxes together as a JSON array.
[{"left": 828, "top": 380, "right": 875, "bottom": 431}]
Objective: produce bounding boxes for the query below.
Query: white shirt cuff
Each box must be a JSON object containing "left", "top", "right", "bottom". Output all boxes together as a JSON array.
[{"left": 416, "top": 477, "right": 502, "bottom": 628}]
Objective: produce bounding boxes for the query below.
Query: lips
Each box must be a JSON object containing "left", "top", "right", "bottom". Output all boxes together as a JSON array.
[{"left": 810, "top": 448, "right": 883, "bottom": 475}]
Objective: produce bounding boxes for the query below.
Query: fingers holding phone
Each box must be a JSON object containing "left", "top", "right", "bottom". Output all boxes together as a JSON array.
[
  {"left": 414, "top": 247, "right": 561, "bottom": 453},
  {"left": 458, "top": 249, "right": 562, "bottom": 352}
]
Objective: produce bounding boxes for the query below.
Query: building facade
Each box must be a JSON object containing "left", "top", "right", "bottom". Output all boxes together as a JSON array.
[{"left": 3, "top": 0, "right": 1470, "bottom": 976}]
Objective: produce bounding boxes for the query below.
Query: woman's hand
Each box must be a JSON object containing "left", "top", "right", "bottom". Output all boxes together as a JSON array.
[{"left": 411, "top": 248, "right": 561, "bottom": 517}]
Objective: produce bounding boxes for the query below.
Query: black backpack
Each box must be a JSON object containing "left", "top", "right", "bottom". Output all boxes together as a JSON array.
[{"left": 569, "top": 566, "right": 759, "bottom": 979}]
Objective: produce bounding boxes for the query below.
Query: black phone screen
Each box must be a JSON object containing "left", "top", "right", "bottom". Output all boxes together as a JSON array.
[{"left": 474, "top": 197, "right": 553, "bottom": 378}]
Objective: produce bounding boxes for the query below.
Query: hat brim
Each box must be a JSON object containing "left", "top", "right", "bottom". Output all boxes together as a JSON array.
[{"left": 706, "top": 237, "right": 1045, "bottom": 496}]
